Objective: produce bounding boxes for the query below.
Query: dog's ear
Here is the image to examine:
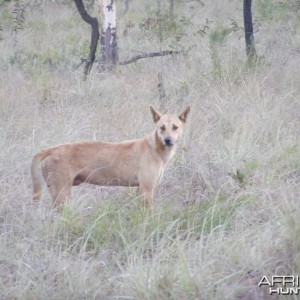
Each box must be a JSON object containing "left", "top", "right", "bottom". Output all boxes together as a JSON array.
[
  {"left": 178, "top": 106, "right": 190, "bottom": 123},
  {"left": 150, "top": 105, "right": 162, "bottom": 123}
]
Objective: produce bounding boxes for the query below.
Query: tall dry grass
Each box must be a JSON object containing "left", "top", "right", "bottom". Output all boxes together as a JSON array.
[{"left": 0, "top": 0, "right": 299, "bottom": 299}]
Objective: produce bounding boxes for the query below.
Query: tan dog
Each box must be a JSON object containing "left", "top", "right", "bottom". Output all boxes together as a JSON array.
[{"left": 31, "top": 105, "right": 190, "bottom": 210}]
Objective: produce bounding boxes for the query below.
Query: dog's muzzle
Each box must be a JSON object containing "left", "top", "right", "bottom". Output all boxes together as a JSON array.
[{"left": 164, "top": 138, "right": 173, "bottom": 147}]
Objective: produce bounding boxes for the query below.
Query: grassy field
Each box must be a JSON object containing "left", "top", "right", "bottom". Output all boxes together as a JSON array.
[{"left": 0, "top": 0, "right": 299, "bottom": 299}]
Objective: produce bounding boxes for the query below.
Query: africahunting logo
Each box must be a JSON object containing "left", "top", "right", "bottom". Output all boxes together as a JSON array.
[{"left": 258, "top": 276, "right": 300, "bottom": 295}]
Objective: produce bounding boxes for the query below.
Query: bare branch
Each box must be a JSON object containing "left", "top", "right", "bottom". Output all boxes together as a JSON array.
[
  {"left": 158, "top": 72, "right": 167, "bottom": 112},
  {"left": 119, "top": 50, "right": 182, "bottom": 65}
]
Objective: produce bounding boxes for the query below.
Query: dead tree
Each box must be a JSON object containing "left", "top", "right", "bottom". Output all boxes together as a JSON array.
[
  {"left": 74, "top": 0, "right": 182, "bottom": 77},
  {"left": 156, "top": 0, "right": 162, "bottom": 13},
  {"left": 99, "top": 0, "right": 118, "bottom": 70},
  {"left": 124, "top": 0, "right": 129, "bottom": 13},
  {"left": 169, "top": 0, "right": 174, "bottom": 16},
  {"left": 243, "top": 0, "right": 257, "bottom": 62},
  {"left": 74, "top": 0, "right": 99, "bottom": 77}
]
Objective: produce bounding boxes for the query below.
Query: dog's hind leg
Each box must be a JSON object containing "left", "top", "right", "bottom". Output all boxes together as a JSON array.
[
  {"left": 42, "top": 159, "right": 72, "bottom": 212},
  {"left": 49, "top": 182, "right": 72, "bottom": 212},
  {"left": 54, "top": 191, "right": 71, "bottom": 212}
]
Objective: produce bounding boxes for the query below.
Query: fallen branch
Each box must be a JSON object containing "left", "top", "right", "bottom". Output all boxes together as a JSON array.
[
  {"left": 119, "top": 50, "right": 182, "bottom": 65},
  {"left": 75, "top": 58, "right": 88, "bottom": 70},
  {"left": 76, "top": 50, "right": 182, "bottom": 71}
]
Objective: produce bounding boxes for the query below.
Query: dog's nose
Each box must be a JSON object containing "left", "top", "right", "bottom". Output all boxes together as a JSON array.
[{"left": 164, "top": 138, "right": 172, "bottom": 146}]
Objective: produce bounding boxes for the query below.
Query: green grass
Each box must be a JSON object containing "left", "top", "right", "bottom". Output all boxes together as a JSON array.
[
  {"left": 257, "top": 0, "right": 290, "bottom": 22},
  {"left": 0, "top": 0, "right": 299, "bottom": 299}
]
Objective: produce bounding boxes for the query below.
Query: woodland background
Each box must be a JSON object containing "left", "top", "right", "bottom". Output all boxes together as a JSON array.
[{"left": 0, "top": 0, "right": 299, "bottom": 299}]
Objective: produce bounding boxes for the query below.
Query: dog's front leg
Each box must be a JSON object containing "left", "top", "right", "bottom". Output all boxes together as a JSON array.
[
  {"left": 138, "top": 184, "right": 154, "bottom": 209},
  {"left": 138, "top": 168, "right": 161, "bottom": 208}
]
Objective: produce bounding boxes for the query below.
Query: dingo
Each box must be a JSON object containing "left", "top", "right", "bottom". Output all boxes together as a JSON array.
[{"left": 31, "top": 105, "right": 190, "bottom": 210}]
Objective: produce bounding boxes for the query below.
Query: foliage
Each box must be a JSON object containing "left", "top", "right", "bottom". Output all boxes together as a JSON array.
[
  {"left": 208, "top": 23, "right": 234, "bottom": 79},
  {"left": 139, "top": 12, "right": 191, "bottom": 50},
  {"left": 257, "top": 0, "right": 290, "bottom": 21},
  {"left": 12, "top": 0, "right": 26, "bottom": 42}
]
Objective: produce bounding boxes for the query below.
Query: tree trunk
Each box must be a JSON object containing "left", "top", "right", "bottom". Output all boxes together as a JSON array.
[
  {"left": 169, "top": 0, "right": 174, "bottom": 16},
  {"left": 243, "top": 0, "right": 257, "bottom": 62},
  {"left": 124, "top": 0, "right": 129, "bottom": 13},
  {"left": 74, "top": 0, "right": 182, "bottom": 76},
  {"left": 156, "top": 0, "right": 161, "bottom": 13},
  {"left": 99, "top": 0, "right": 118, "bottom": 70},
  {"left": 74, "top": 0, "right": 99, "bottom": 77}
]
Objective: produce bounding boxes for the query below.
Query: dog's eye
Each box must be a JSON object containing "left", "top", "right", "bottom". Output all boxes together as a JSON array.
[
  {"left": 160, "top": 125, "right": 166, "bottom": 131},
  {"left": 173, "top": 125, "right": 178, "bottom": 130}
]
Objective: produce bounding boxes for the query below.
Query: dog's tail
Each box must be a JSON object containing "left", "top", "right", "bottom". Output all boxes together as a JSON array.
[{"left": 31, "top": 149, "right": 51, "bottom": 202}]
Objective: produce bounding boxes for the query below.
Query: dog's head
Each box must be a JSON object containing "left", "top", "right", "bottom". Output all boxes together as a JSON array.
[{"left": 150, "top": 105, "right": 190, "bottom": 147}]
